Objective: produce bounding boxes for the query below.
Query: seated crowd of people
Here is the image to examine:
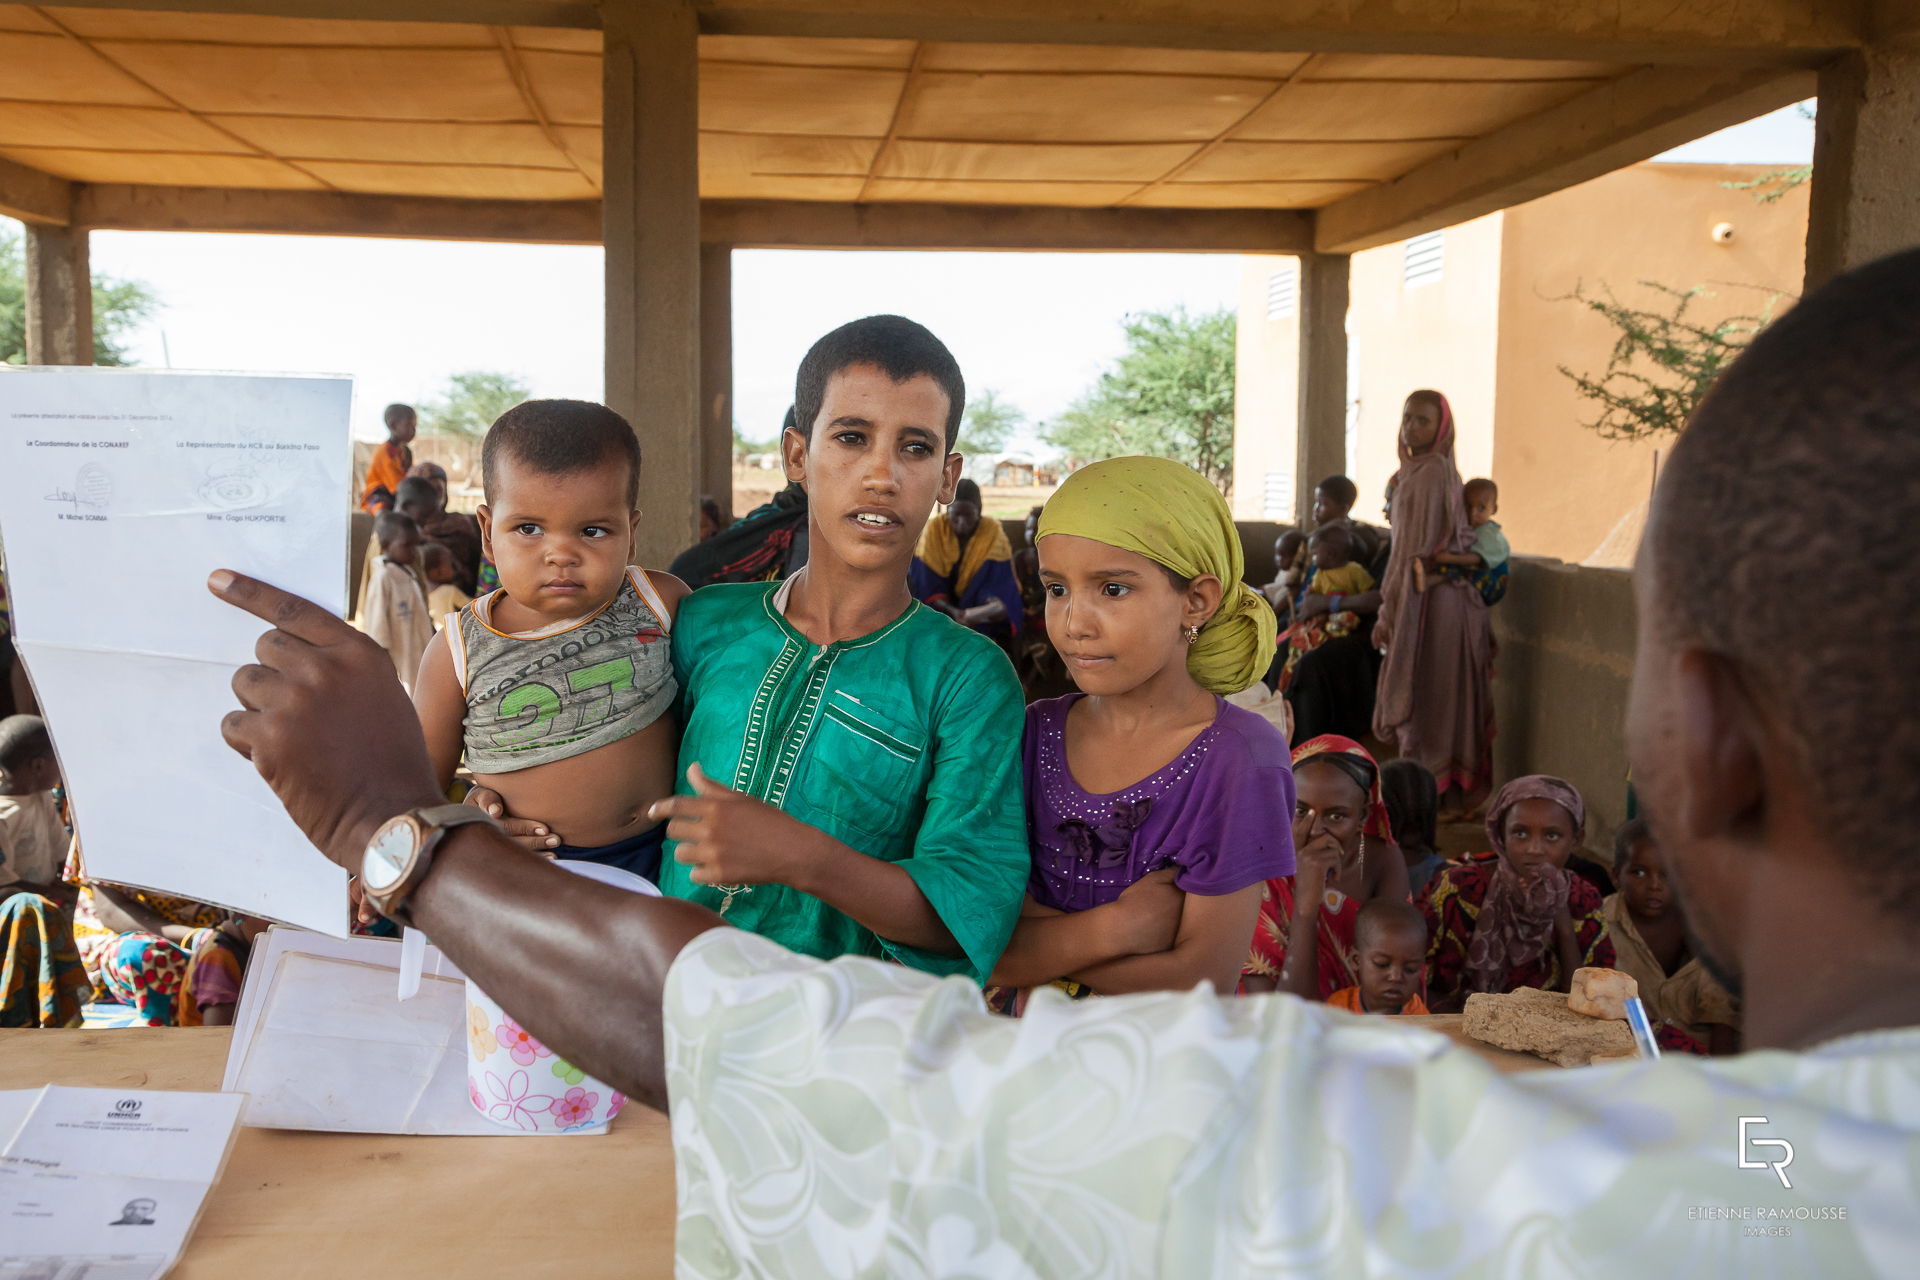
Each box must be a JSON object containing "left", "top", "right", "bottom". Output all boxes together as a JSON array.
[{"left": 0, "top": 315, "right": 1733, "bottom": 1064}]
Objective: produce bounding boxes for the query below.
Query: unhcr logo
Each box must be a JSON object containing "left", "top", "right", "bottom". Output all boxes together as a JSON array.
[{"left": 111, "top": 1098, "right": 143, "bottom": 1118}]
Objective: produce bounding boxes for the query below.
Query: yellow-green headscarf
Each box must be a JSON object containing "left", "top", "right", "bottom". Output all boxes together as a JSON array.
[{"left": 1037, "top": 456, "right": 1277, "bottom": 694}]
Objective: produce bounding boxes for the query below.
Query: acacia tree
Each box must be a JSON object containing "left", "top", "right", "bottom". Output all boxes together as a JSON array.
[
  {"left": 420, "top": 370, "right": 532, "bottom": 439},
  {"left": 962, "top": 387, "right": 1023, "bottom": 454},
  {"left": 1559, "top": 282, "right": 1777, "bottom": 441},
  {"left": 0, "top": 228, "right": 159, "bottom": 365},
  {"left": 1043, "top": 306, "right": 1235, "bottom": 490}
]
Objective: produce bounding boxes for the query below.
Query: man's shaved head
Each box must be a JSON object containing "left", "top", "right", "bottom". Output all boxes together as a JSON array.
[{"left": 1642, "top": 248, "right": 1920, "bottom": 907}]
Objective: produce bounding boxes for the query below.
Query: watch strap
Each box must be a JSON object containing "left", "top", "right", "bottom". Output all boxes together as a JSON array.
[{"left": 370, "top": 804, "right": 498, "bottom": 928}]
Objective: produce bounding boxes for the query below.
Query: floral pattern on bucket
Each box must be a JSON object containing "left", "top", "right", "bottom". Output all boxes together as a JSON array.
[{"left": 465, "top": 977, "right": 625, "bottom": 1134}]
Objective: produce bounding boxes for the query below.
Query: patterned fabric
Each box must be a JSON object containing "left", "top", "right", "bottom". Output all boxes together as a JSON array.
[
  {"left": 359, "top": 439, "right": 411, "bottom": 512},
  {"left": 657, "top": 581, "right": 1028, "bottom": 982},
  {"left": 179, "top": 925, "right": 250, "bottom": 1025},
  {"left": 1277, "top": 561, "right": 1377, "bottom": 692},
  {"left": 0, "top": 892, "right": 88, "bottom": 1028},
  {"left": 666, "top": 926, "right": 1920, "bottom": 1278},
  {"left": 64, "top": 844, "right": 222, "bottom": 1022},
  {"left": 1422, "top": 851, "right": 1614, "bottom": 1012}
]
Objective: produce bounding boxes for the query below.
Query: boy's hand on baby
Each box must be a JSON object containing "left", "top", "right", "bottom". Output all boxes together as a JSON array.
[
  {"left": 1113, "top": 867, "right": 1183, "bottom": 955},
  {"left": 652, "top": 764, "right": 807, "bottom": 887},
  {"left": 461, "top": 785, "right": 563, "bottom": 854},
  {"left": 209, "top": 570, "right": 444, "bottom": 871}
]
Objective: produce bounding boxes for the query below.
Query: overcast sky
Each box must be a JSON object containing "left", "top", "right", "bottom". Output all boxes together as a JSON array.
[{"left": 20, "top": 103, "right": 1815, "bottom": 452}]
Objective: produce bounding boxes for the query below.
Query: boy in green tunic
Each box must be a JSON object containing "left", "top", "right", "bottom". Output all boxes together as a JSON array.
[{"left": 647, "top": 316, "right": 1028, "bottom": 982}]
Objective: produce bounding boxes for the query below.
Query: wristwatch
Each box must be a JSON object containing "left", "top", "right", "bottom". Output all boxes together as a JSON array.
[{"left": 360, "top": 804, "right": 498, "bottom": 928}]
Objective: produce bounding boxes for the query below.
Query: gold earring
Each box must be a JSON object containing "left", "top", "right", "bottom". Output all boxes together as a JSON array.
[{"left": 1183, "top": 625, "right": 1200, "bottom": 645}]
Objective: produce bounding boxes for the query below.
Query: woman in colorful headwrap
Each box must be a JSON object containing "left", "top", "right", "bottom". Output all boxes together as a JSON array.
[
  {"left": 987, "top": 457, "right": 1295, "bottom": 1012},
  {"left": 1421, "top": 774, "right": 1614, "bottom": 1013},
  {"left": 909, "top": 478, "right": 1023, "bottom": 645},
  {"left": 1372, "top": 390, "right": 1494, "bottom": 814},
  {"left": 1240, "top": 736, "right": 1413, "bottom": 998}
]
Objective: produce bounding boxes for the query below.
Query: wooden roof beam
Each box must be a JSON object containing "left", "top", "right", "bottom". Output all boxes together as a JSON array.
[
  {"left": 1313, "top": 65, "right": 1815, "bottom": 254},
  {"left": 71, "top": 185, "right": 1311, "bottom": 253},
  {"left": 0, "top": 155, "right": 74, "bottom": 226},
  {"left": 19, "top": 0, "right": 601, "bottom": 30},
  {"left": 697, "top": 0, "right": 1859, "bottom": 67}
]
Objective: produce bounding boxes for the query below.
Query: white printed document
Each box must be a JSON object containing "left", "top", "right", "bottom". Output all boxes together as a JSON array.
[
  {"left": 0, "top": 1085, "right": 244, "bottom": 1280},
  {"left": 0, "top": 370, "right": 351, "bottom": 934}
]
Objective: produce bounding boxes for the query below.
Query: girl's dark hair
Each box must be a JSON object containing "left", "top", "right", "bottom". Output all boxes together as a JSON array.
[{"left": 1381, "top": 759, "right": 1438, "bottom": 855}]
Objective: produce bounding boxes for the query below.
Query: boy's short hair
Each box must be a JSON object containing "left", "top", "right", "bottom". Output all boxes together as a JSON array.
[
  {"left": 952, "top": 478, "right": 982, "bottom": 507},
  {"left": 419, "top": 541, "right": 452, "bottom": 571},
  {"left": 793, "top": 315, "right": 966, "bottom": 451},
  {"left": 481, "top": 399, "right": 642, "bottom": 509},
  {"left": 1308, "top": 522, "right": 1353, "bottom": 559},
  {"left": 1316, "top": 475, "right": 1358, "bottom": 509},
  {"left": 384, "top": 403, "right": 415, "bottom": 427},
  {"left": 1611, "top": 816, "right": 1653, "bottom": 876},
  {"left": 375, "top": 511, "right": 418, "bottom": 548},
  {"left": 1649, "top": 248, "right": 1920, "bottom": 905},
  {"left": 1464, "top": 477, "right": 1499, "bottom": 503},
  {"left": 1356, "top": 898, "right": 1427, "bottom": 950},
  {"left": 0, "top": 715, "right": 52, "bottom": 776}
]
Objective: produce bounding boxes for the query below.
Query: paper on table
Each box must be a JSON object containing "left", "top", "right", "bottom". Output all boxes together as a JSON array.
[
  {"left": 0, "top": 369, "right": 352, "bottom": 935},
  {"left": 0, "top": 1084, "right": 244, "bottom": 1280},
  {"left": 223, "top": 928, "right": 607, "bottom": 1137}
]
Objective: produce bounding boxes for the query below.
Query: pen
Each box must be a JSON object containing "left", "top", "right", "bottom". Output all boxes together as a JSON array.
[{"left": 1625, "top": 996, "right": 1662, "bottom": 1059}]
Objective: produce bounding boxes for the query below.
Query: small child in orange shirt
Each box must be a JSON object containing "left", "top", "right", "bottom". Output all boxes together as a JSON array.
[{"left": 1327, "top": 899, "right": 1431, "bottom": 1015}]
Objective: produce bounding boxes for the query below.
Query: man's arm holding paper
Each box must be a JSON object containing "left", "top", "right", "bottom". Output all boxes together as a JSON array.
[{"left": 208, "top": 570, "right": 725, "bottom": 1111}]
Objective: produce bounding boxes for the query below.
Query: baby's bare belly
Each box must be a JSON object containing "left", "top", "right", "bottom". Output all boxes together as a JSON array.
[{"left": 475, "top": 714, "right": 680, "bottom": 851}]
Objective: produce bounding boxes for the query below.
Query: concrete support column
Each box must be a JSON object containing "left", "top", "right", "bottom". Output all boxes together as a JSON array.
[
  {"left": 24, "top": 222, "right": 92, "bottom": 365},
  {"left": 1294, "top": 252, "right": 1350, "bottom": 528},
  {"left": 1805, "top": 46, "right": 1920, "bottom": 291},
  {"left": 602, "top": 0, "right": 701, "bottom": 565},
  {"left": 700, "top": 242, "right": 734, "bottom": 519}
]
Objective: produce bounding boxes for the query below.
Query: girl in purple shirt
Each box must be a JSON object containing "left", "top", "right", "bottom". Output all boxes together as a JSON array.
[{"left": 987, "top": 458, "right": 1296, "bottom": 1013}]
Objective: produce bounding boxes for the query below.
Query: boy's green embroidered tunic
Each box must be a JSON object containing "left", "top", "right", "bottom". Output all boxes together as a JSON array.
[{"left": 658, "top": 581, "right": 1028, "bottom": 982}]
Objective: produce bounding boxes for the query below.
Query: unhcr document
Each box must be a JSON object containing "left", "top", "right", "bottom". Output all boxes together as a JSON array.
[
  {"left": 0, "top": 370, "right": 351, "bottom": 934},
  {"left": 0, "top": 1085, "right": 245, "bottom": 1280}
]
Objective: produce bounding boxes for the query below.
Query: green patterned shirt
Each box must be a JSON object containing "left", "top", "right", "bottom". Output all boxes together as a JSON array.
[{"left": 658, "top": 581, "right": 1028, "bottom": 982}]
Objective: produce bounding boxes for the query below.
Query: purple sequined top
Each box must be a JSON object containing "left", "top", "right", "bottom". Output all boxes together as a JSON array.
[{"left": 1024, "top": 693, "right": 1297, "bottom": 913}]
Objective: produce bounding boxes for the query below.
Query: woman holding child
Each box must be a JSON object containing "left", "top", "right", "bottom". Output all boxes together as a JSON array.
[
  {"left": 1372, "top": 390, "right": 1493, "bottom": 814},
  {"left": 1239, "top": 736, "right": 1411, "bottom": 998},
  {"left": 1422, "top": 774, "right": 1613, "bottom": 1013}
]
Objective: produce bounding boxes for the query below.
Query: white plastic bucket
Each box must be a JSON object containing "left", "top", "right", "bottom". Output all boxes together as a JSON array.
[{"left": 464, "top": 859, "right": 660, "bottom": 1133}]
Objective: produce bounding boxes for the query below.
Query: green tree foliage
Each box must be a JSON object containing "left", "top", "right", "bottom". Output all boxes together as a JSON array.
[
  {"left": 1721, "top": 166, "right": 1812, "bottom": 204},
  {"left": 1042, "top": 307, "right": 1236, "bottom": 490},
  {"left": 0, "top": 227, "right": 159, "bottom": 365},
  {"left": 732, "top": 424, "right": 780, "bottom": 457},
  {"left": 419, "top": 370, "right": 532, "bottom": 439},
  {"left": 961, "top": 387, "right": 1023, "bottom": 454},
  {"left": 1558, "top": 282, "right": 1776, "bottom": 441}
]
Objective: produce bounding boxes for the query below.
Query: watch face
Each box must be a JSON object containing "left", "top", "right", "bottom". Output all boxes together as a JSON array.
[{"left": 363, "top": 817, "right": 418, "bottom": 892}]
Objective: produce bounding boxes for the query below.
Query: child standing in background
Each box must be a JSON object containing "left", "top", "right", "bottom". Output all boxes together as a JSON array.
[
  {"left": 420, "top": 542, "right": 472, "bottom": 625},
  {"left": 1326, "top": 899, "right": 1431, "bottom": 1015},
  {"left": 987, "top": 456, "right": 1294, "bottom": 1011},
  {"left": 359, "top": 403, "right": 416, "bottom": 513},
  {"left": 360, "top": 512, "right": 433, "bottom": 693}
]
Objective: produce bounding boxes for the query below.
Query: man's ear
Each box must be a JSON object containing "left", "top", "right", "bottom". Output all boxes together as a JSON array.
[
  {"left": 476, "top": 503, "right": 493, "bottom": 559},
  {"left": 1669, "top": 649, "right": 1768, "bottom": 845},
  {"left": 937, "top": 453, "right": 963, "bottom": 506},
  {"left": 781, "top": 426, "right": 808, "bottom": 487}
]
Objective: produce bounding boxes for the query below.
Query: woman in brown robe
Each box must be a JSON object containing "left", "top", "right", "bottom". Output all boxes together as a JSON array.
[{"left": 1372, "top": 390, "right": 1492, "bottom": 814}]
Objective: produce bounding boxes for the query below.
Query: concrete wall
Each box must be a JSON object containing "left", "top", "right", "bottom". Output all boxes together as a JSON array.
[
  {"left": 1231, "top": 256, "right": 1302, "bottom": 521},
  {"left": 1493, "top": 162, "right": 1809, "bottom": 563},
  {"left": 1346, "top": 212, "right": 1505, "bottom": 524},
  {"left": 1490, "top": 556, "right": 1636, "bottom": 852}
]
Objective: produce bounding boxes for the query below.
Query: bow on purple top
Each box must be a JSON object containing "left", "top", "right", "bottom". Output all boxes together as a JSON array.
[{"left": 1054, "top": 798, "right": 1155, "bottom": 872}]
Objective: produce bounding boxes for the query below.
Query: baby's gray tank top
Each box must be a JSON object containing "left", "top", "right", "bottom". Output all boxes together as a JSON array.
[{"left": 449, "top": 568, "right": 675, "bottom": 774}]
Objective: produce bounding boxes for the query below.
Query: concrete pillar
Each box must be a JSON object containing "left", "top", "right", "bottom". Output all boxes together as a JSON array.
[
  {"left": 23, "top": 222, "right": 92, "bottom": 365},
  {"left": 1294, "top": 252, "right": 1350, "bottom": 528},
  {"left": 1805, "top": 47, "right": 1920, "bottom": 291},
  {"left": 602, "top": 0, "right": 701, "bottom": 565},
  {"left": 700, "top": 242, "right": 734, "bottom": 519}
]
